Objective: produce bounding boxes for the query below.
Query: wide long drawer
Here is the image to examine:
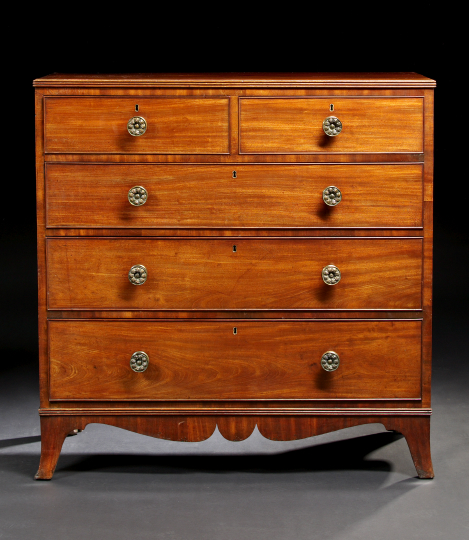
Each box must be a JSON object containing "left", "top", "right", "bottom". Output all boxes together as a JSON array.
[
  {"left": 239, "top": 97, "right": 424, "bottom": 153},
  {"left": 48, "top": 320, "right": 422, "bottom": 401},
  {"left": 45, "top": 163, "right": 423, "bottom": 229},
  {"left": 44, "top": 97, "right": 230, "bottom": 154},
  {"left": 46, "top": 238, "right": 422, "bottom": 310}
]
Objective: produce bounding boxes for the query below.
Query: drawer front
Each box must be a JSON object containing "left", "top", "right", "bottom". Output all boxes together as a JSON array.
[
  {"left": 44, "top": 97, "right": 230, "bottom": 154},
  {"left": 49, "top": 320, "right": 422, "bottom": 401},
  {"left": 239, "top": 98, "right": 423, "bottom": 153},
  {"left": 46, "top": 238, "right": 422, "bottom": 310},
  {"left": 45, "top": 163, "right": 423, "bottom": 229}
]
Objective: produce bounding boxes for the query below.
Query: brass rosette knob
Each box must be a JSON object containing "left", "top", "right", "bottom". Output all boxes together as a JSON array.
[
  {"left": 130, "top": 351, "right": 149, "bottom": 372},
  {"left": 323, "top": 186, "right": 342, "bottom": 206},
  {"left": 128, "top": 186, "right": 148, "bottom": 206},
  {"left": 128, "top": 264, "right": 147, "bottom": 285},
  {"left": 321, "top": 351, "right": 340, "bottom": 372},
  {"left": 322, "top": 116, "right": 342, "bottom": 136},
  {"left": 322, "top": 265, "right": 341, "bottom": 285},
  {"left": 127, "top": 116, "right": 147, "bottom": 136}
]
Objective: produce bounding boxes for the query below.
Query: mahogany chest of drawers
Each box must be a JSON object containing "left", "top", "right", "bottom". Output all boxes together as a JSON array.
[{"left": 33, "top": 72, "right": 436, "bottom": 479}]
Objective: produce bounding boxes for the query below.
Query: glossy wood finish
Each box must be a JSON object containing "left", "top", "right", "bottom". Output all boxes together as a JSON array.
[
  {"left": 239, "top": 98, "right": 423, "bottom": 153},
  {"left": 45, "top": 163, "right": 423, "bottom": 229},
  {"left": 49, "top": 320, "right": 422, "bottom": 401},
  {"left": 422, "top": 89, "right": 434, "bottom": 410},
  {"left": 44, "top": 153, "right": 425, "bottom": 164},
  {"left": 35, "top": 414, "right": 433, "bottom": 479},
  {"left": 43, "top": 229, "right": 423, "bottom": 238},
  {"left": 44, "top": 97, "right": 230, "bottom": 154},
  {"left": 35, "top": 416, "right": 72, "bottom": 480},
  {"left": 33, "top": 72, "right": 436, "bottom": 88},
  {"left": 34, "top": 73, "right": 435, "bottom": 480},
  {"left": 46, "top": 238, "right": 422, "bottom": 310},
  {"left": 382, "top": 415, "right": 434, "bottom": 478}
]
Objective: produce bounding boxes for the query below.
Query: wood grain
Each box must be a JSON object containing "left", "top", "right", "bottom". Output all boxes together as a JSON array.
[
  {"left": 44, "top": 229, "right": 424, "bottom": 238},
  {"left": 44, "top": 153, "right": 424, "bottom": 164},
  {"left": 422, "top": 89, "right": 434, "bottom": 409},
  {"left": 34, "top": 73, "right": 435, "bottom": 480},
  {"left": 35, "top": 89, "right": 49, "bottom": 408},
  {"left": 35, "top": 416, "right": 75, "bottom": 480},
  {"left": 33, "top": 72, "right": 436, "bottom": 88},
  {"left": 48, "top": 320, "right": 422, "bottom": 401},
  {"left": 34, "top": 413, "right": 433, "bottom": 479},
  {"left": 239, "top": 98, "right": 423, "bottom": 153},
  {"left": 45, "top": 163, "right": 423, "bottom": 229},
  {"left": 382, "top": 415, "right": 434, "bottom": 478},
  {"left": 46, "top": 238, "right": 423, "bottom": 310},
  {"left": 44, "top": 97, "right": 230, "bottom": 154}
]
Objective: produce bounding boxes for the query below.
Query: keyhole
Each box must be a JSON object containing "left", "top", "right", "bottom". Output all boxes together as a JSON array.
[
  {"left": 233, "top": 327, "right": 237, "bottom": 335},
  {"left": 135, "top": 104, "right": 139, "bottom": 112},
  {"left": 330, "top": 104, "right": 334, "bottom": 112},
  {"left": 233, "top": 245, "right": 237, "bottom": 252},
  {"left": 232, "top": 171, "right": 237, "bottom": 179}
]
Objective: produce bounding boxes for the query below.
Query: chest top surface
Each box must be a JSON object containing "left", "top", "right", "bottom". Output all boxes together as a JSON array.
[{"left": 33, "top": 72, "right": 436, "bottom": 88}]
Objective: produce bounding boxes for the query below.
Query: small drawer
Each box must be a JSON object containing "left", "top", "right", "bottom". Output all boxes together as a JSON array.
[
  {"left": 46, "top": 238, "right": 422, "bottom": 310},
  {"left": 239, "top": 97, "right": 423, "bottom": 154},
  {"left": 44, "top": 97, "right": 230, "bottom": 154},
  {"left": 45, "top": 163, "right": 423, "bottom": 229},
  {"left": 49, "top": 320, "right": 422, "bottom": 401}
]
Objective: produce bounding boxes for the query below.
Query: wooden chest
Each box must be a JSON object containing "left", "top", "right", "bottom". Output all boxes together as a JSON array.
[{"left": 33, "top": 73, "right": 435, "bottom": 479}]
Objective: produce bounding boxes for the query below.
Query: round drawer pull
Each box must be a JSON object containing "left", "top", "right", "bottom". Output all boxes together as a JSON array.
[
  {"left": 322, "top": 264, "right": 341, "bottom": 285},
  {"left": 130, "top": 351, "right": 149, "bottom": 372},
  {"left": 322, "top": 116, "right": 342, "bottom": 136},
  {"left": 128, "top": 186, "right": 148, "bottom": 206},
  {"left": 321, "top": 351, "right": 340, "bottom": 372},
  {"left": 128, "top": 264, "right": 147, "bottom": 285},
  {"left": 127, "top": 116, "right": 147, "bottom": 136},
  {"left": 323, "top": 186, "right": 342, "bottom": 206}
]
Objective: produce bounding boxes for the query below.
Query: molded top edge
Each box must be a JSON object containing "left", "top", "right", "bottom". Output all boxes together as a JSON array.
[{"left": 33, "top": 72, "right": 436, "bottom": 88}]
